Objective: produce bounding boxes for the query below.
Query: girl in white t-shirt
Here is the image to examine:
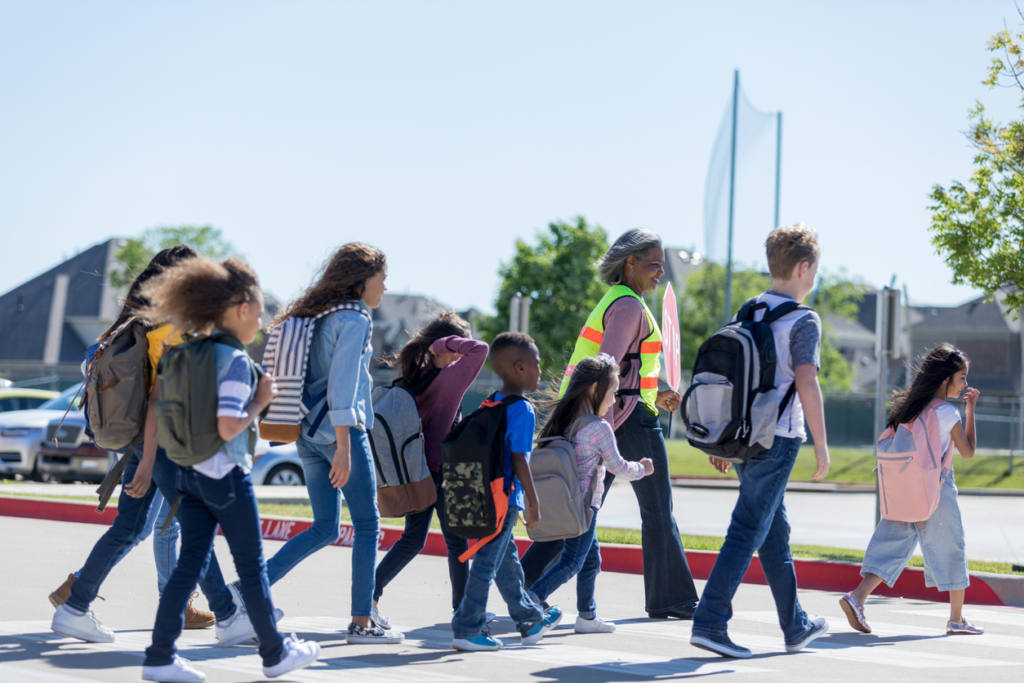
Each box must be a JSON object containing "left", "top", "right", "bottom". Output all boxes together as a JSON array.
[{"left": 840, "top": 344, "right": 982, "bottom": 636}]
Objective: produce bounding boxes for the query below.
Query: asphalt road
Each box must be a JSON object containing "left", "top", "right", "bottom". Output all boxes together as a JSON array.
[{"left": 2, "top": 515, "right": 1023, "bottom": 682}]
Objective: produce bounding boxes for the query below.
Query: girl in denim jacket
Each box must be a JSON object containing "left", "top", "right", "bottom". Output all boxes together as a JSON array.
[
  {"left": 260, "top": 243, "right": 402, "bottom": 644},
  {"left": 138, "top": 257, "right": 319, "bottom": 683}
]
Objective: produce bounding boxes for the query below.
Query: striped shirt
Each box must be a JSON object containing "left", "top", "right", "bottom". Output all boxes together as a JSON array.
[
  {"left": 572, "top": 416, "right": 646, "bottom": 509},
  {"left": 193, "top": 353, "right": 255, "bottom": 479}
]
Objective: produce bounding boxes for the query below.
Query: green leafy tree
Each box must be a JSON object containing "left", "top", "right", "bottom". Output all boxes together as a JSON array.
[
  {"left": 930, "top": 18, "right": 1024, "bottom": 310},
  {"left": 109, "top": 226, "right": 238, "bottom": 289},
  {"left": 677, "top": 263, "right": 861, "bottom": 394},
  {"left": 480, "top": 217, "right": 609, "bottom": 380}
]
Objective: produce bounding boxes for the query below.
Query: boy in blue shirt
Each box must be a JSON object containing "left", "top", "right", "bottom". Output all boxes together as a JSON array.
[{"left": 450, "top": 332, "right": 561, "bottom": 651}]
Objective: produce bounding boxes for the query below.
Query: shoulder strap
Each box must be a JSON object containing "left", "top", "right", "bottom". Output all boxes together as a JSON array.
[
  {"left": 762, "top": 301, "right": 809, "bottom": 326},
  {"left": 736, "top": 298, "right": 767, "bottom": 322},
  {"left": 210, "top": 332, "right": 246, "bottom": 351}
]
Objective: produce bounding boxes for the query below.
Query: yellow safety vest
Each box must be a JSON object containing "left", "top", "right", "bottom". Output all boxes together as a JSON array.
[{"left": 560, "top": 285, "right": 662, "bottom": 413}]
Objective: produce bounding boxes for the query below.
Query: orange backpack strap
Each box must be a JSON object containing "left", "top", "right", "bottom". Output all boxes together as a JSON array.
[{"left": 458, "top": 480, "right": 511, "bottom": 563}]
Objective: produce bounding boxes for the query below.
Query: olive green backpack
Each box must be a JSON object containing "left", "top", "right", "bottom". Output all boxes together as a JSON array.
[{"left": 156, "top": 332, "right": 257, "bottom": 467}]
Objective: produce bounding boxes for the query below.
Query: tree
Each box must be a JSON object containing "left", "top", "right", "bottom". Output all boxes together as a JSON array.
[
  {"left": 677, "top": 263, "right": 861, "bottom": 394},
  {"left": 109, "top": 226, "right": 238, "bottom": 289},
  {"left": 480, "top": 217, "right": 609, "bottom": 380},
  {"left": 930, "top": 16, "right": 1024, "bottom": 311}
]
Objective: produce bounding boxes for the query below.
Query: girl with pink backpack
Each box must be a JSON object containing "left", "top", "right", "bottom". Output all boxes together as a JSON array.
[{"left": 839, "top": 344, "right": 982, "bottom": 636}]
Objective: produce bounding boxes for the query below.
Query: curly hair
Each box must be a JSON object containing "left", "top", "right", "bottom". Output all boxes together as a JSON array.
[
  {"left": 100, "top": 245, "right": 197, "bottom": 341},
  {"left": 765, "top": 223, "right": 820, "bottom": 279},
  {"left": 279, "top": 242, "right": 386, "bottom": 322},
  {"left": 138, "top": 257, "right": 261, "bottom": 334}
]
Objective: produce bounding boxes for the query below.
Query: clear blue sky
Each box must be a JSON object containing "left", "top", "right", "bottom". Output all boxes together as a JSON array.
[{"left": 1, "top": 1, "right": 1018, "bottom": 312}]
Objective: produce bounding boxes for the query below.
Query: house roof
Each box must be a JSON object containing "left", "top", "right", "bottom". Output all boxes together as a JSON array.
[{"left": 907, "top": 296, "right": 1012, "bottom": 335}]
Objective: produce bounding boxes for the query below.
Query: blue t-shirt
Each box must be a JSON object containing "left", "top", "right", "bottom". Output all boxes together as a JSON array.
[{"left": 494, "top": 392, "right": 535, "bottom": 511}]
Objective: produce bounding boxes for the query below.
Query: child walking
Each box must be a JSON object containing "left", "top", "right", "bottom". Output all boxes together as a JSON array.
[
  {"left": 690, "top": 223, "right": 831, "bottom": 658},
  {"left": 450, "top": 332, "right": 561, "bottom": 652},
  {"left": 526, "top": 354, "right": 653, "bottom": 633},
  {"left": 258, "top": 243, "right": 403, "bottom": 644},
  {"left": 372, "top": 312, "right": 487, "bottom": 627},
  {"left": 139, "top": 257, "right": 319, "bottom": 682},
  {"left": 840, "top": 344, "right": 982, "bottom": 636},
  {"left": 50, "top": 246, "right": 236, "bottom": 645}
]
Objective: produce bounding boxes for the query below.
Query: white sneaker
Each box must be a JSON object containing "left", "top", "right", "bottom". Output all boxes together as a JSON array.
[
  {"left": 51, "top": 604, "right": 114, "bottom": 643},
  {"left": 263, "top": 634, "right": 320, "bottom": 678},
  {"left": 228, "top": 582, "right": 284, "bottom": 622},
  {"left": 574, "top": 615, "right": 615, "bottom": 633},
  {"left": 142, "top": 655, "right": 206, "bottom": 682},
  {"left": 216, "top": 608, "right": 257, "bottom": 646},
  {"left": 371, "top": 603, "right": 391, "bottom": 629}
]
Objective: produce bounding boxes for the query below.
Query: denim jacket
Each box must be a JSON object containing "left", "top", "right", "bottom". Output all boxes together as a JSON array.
[{"left": 301, "top": 302, "right": 374, "bottom": 444}]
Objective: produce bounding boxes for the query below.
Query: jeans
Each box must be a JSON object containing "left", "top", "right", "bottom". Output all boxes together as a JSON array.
[
  {"left": 67, "top": 447, "right": 234, "bottom": 621},
  {"left": 140, "top": 491, "right": 180, "bottom": 594},
  {"left": 451, "top": 507, "right": 543, "bottom": 639},
  {"left": 145, "top": 466, "right": 284, "bottom": 667},
  {"left": 374, "top": 469, "right": 469, "bottom": 609},
  {"left": 264, "top": 429, "right": 380, "bottom": 617},
  {"left": 522, "top": 407, "right": 698, "bottom": 613},
  {"left": 692, "top": 435, "right": 812, "bottom": 644},
  {"left": 528, "top": 512, "right": 601, "bottom": 618}
]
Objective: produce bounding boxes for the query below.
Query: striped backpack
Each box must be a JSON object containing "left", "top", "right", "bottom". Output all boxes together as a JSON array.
[{"left": 259, "top": 303, "right": 371, "bottom": 443}]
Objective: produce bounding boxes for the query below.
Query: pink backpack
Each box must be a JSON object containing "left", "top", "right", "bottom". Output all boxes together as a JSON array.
[{"left": 875, "top": 399, "right": 953, "bottom": 523}]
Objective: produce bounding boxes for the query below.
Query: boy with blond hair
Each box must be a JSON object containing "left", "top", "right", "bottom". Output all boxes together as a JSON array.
[{"left": 690, "top": 223, "right": 831, "bottom": 658}]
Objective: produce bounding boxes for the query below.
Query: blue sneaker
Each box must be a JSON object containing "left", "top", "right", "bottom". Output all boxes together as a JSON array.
[
  {"left": 451, "top": 633, "right": 502, "bottom": 651},
  {"left": 690, "top": 630, "right": 752, "bottom": 658},
  {"left": 521, "top": 606, "right": 562, "bottom": 645}
]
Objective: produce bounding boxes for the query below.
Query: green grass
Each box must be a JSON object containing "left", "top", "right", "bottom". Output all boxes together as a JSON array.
[{"left": 664, "top": 440, "right": 1024, "bottom": 489}]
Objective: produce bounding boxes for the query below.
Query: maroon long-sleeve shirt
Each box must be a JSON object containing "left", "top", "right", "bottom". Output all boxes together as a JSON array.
[
  {"left": 416, "top": 335, "right": 489, "bottom": 472},
  {"left": 597, "top": 296, "right": 653, "bottom": 431}
]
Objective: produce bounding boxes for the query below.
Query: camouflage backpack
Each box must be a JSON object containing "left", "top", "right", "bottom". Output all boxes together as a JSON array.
[{"left": 441, "top": 393, "right": 523, "bottom": 539}]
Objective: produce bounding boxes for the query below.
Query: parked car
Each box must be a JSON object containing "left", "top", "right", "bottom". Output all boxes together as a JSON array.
[
  {"left": 251, "top": 443, "right": 304, "bottom": 486},
  {"left": 37, "top": 412, "right": 118, "bottom": 484},
  {"left": 0, "top": 383, "right": 83, "bottom": 480},
  {"left": 0, "top": 388, "right": 59, "bottom": 414}
]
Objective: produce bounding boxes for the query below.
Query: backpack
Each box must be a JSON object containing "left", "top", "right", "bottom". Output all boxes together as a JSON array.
[
  {"left": 368, "top": 373, "right": 438, "bottom": 518},
  {"left": 83, "top": 318, "right": 150, "bottom": 451},
  {"left": 441, "top": 393, "right": 523, "bottom": 542},
  {"left": 876, "top": 399, "right": 951, "bottom": 522},
  {"left": 157, "top": 332, "right": 256, "bottom": 467},
  {"left": 526, "top": 414, "right": 601, "bottom": 542},
  {"left": 259, "top": 302, "right": 371, "bottom": 443},
  {"left": 681, "top": 298, "right": 808, "bottom": 463}
]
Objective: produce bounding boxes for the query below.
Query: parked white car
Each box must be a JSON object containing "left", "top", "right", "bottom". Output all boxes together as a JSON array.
[
  {"left": 251, "top": 444, "right": 304, "bottom": 486},
  {"left": 0, "top": 383, "right": 83, "bottom": 480}
]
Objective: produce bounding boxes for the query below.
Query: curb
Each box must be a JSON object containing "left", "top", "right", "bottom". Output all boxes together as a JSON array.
[
  {"left": 669, "top": 476, "right": 1024, "bottom": 497},
  {"left": 3, "top": 495, "right": 1021, "bottom": 608}
]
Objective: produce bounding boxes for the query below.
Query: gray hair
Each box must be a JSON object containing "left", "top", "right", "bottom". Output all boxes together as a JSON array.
[{"left": 597, "top": 228, "right": 662, "bottom": 285}]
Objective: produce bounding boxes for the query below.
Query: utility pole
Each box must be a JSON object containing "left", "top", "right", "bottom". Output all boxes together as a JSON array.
[
  {"left": 723, "top": 69, "right": 739, "bottom": 324},
  {"left": 774, "top": 111, "right": 782, "bottom": 229}
]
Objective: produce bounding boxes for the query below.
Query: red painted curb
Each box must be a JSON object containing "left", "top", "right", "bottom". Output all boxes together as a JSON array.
[{"left": 1, "top": 495, "right": 1010, "bottom": 607}]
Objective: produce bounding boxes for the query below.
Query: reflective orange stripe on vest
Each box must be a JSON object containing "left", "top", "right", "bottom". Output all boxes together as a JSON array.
[
  {"left": 580, "top": 326, "right": 603, "bottom": 344},
  {"left": 640, "top": 341, "right": 662, "bottom": 354},
  {"left": 640, "top": 377, "right": 659, "bottom": 390}
]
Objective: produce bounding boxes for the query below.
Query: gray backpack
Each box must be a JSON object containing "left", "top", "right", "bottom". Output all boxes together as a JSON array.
[
  {"left": 85, "top": 318, "right": 150, "bottom": 451},
  {"left": 368, "top": 379, "right": 436, "bottom": 517},
  {"left": 526, "top": 414, "right": 601, "bottom": 542}
]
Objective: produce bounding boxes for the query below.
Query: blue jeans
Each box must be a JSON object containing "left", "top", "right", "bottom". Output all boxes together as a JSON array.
[
  {"left": 522, "top": 407, "right": 698, "bottom": 613},
  {"left": 374, "top": 469, "right": 469, "bottom": 609},
  {"left": 451, "top": 507, "right": 543, "bottom": 639},
  {"left": 528, "top": 512, "right": 601, "bottom": 618},
  {"left": 692, "top": 435, "right": 812, "bottom": 644},
  {"left": 265, "top": 429, "right": 380, "bottom": 617},
  {"left": 67, "top": 448, "right": 234, "bottom": 621},
  {"left": 140, "top": 491, "right": 179, "bottom": 594},
  {"left": 145, "top": 466, "right": 284, "bottom": 667}
]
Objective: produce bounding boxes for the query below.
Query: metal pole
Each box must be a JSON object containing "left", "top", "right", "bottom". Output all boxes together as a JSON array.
[
  {"left": 509, "top": 293, "right": 522, "bottom": 332},
  {"left": 724, "top": 69, "right": 739, "bottom": 323},
  {"left": 873, "top": 287, "right": 890, "bottom": 526},
  {"left": 774, "top": 110, "right": 782, "bottom": 229},
  {"left": 520, "top": 297, "right": 531, "bottom": 337}
]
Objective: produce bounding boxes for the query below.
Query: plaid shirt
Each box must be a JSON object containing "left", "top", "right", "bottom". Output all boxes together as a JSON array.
[{"left": 572, "top": 416, "right": 646, "bottom": 509}]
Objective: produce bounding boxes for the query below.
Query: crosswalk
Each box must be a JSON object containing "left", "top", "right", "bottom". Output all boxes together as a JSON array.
[{"left": 1, "top": 605, "right": 1022, "bottom": 681}]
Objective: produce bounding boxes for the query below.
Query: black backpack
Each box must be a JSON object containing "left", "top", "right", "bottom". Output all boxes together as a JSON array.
[
  {"left": 441, "top": 393, "right": 523, "bottom": 539},
  {"left": 681, "top": 299, "right": 808, "bottom": 463}
]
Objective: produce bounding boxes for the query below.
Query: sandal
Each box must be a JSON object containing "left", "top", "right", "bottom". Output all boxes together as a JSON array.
[
  {"left": 946, "top": 618, "right": 984, "bottom": 635},
  {"left": 839, "top": 592, "right": 871, "bottom": 633}
]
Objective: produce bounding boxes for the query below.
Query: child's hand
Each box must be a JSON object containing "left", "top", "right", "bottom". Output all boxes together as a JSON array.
[
  {"left": 812, "top": 444, "right": 830, "bottom": 481},
  {"left": 639, "top": 457, "right": 655, "bottom": 476},
  {"left": 524, "top": 504, "right": 540, "bottom": 530},
  {"left": 708, "top": 455, "right": 731, "bottom": 474},
  {"left": 962, "top": 387, "right": 980, "bottom": 410},
  {"left": 255, "top": 374, "right": 279, "bottom": 406}
]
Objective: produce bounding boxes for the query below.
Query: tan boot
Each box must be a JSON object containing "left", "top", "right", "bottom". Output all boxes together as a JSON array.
[
  {"left": 48, "top": 573, "right": 75, "bottom": 608},
  {"left": 184, "top": 591, "right": 215, "bottom": 629}
]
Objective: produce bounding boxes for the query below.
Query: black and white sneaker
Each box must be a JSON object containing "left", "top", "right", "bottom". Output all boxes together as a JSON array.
[
  {"left": 785, "top": 617, "right": 829, "bottom": 653},
  {"left": 346, "top": 621, "right": 404, "bottom": 644}
]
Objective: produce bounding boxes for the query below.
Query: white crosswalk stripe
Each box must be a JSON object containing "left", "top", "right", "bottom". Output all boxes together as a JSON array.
[{"left": 897, "top": 607, "right": 1024, "bottom": 627}]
